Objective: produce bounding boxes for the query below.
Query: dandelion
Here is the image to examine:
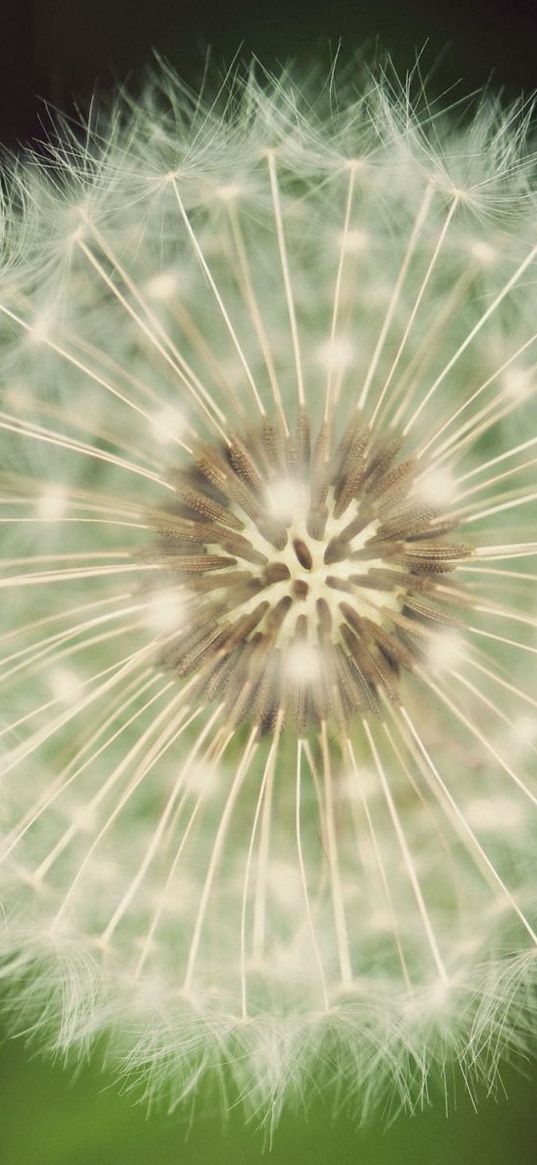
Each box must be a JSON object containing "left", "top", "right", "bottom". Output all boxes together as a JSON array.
[{"left": 0, "top": 62, "right": 536, "bottom": 1124}]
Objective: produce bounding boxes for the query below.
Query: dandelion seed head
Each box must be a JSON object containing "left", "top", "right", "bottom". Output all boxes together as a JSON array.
[{"left": 0, "top": 60, "right": 536, "bottom": 1122}]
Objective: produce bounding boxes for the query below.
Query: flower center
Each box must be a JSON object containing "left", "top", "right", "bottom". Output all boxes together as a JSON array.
[{"left": 147, "top": 409, "right": 471, "bottom": 734}]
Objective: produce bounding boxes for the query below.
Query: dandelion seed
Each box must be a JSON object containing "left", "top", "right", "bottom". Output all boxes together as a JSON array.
[{"left": 0, "top": 62, "right": 536, "bottom": 1123}]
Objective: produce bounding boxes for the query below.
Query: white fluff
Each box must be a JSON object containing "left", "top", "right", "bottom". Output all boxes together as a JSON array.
[{"left": 0, "top": 61, "right": 536, "bottom": 1124}]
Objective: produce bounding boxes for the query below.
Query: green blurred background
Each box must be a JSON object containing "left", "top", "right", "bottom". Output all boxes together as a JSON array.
[
  {"left": 0, "top": 1023, "right": 536, "bottom": 1164},
  {"left": 1, "top": 1, "right": 537, "bottom": 1161}
]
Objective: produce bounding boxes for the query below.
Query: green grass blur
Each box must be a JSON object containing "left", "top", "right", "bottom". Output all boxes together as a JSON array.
[{"left": 0, "top": 1026, "right": 535, "bottom": 1165}]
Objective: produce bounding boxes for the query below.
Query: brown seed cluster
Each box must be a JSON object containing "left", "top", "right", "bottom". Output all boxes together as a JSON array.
[{"left": 146, "top": 410, "right": 472, "bottom": 734}]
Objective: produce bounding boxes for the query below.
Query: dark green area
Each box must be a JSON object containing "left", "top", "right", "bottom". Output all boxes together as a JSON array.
[{"left": 0, "top": 1029, "right": 535, "bottom": 1165}]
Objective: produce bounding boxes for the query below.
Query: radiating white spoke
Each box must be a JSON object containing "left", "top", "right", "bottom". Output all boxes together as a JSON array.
[
  {"left": 463, "top": 658, "right": 537, "bottom": 720},
  {"left": 0, "top": 515, "right": 149, "bottom": 530},
  {"left": 416, "top": 333, "right": 537, "bottom": 458},
  {"left": 1, "top": 641, "right": 157, "bottom": 778},
  {"left": 170, "top": 181, "right": 265, "bottom": 418},
  {"left": 425, "top": 396, "right": 522, "bottom": 470},
  {"left": 424, "top": 670, "right": 537, "bottom": 808},
  {"left": 345, "top": 736, "right": 411, "bottom": 991},
  {"left": 456, "top": 460, "right": 537, "bottom": 508},
  {"left": 461, "top": 564, "right": 537, "bottom": 583},
  {"left": 324, "top": 163, "right": 358, "bottom": 419},
  {"left": 0, "top": 671, "right": 160, "bottom": 864},
  {"left": 239, "top": 714, "right": 284, "bottom": 1018},
  {"left": 0, "top": 562, "right": 162, "bottom": 589},
  {"left": 252, "top": 730, "right": 277, "bottom": 961},
  {"left": 0, "top": 480, "right": 147, "bottom": 520},
  {"left": 266, "top": 150, "right": 305, "bottom": 407},
  {"left": 0, "top": 592, "right": 127, "bottom": 651},
  {"left": 183, "top": 726, "right": 259, "bottom": 995},
  {"left": 0, "top": 600, "right": 143, "bottom": 683},
  {"left": 472, "top": 601, "right": 537, "bottom": 630},
  {"left": 388, "top": 270, "right": 474, "bottom": 431},
  {"left": 455, "top": 435, "right": 537, "bottom": 491},
  {"left": 474, "top": 543, "right": 537, "bottom": 560},
  {"left": 403, "top": 241, "right": 537, "bottom": 436},
  {"left": 320, "top": 719, "right": 352, "bottom": 985},
  {"left": 460, "top": 489, "right": 537, "bottom": 524},
  {"left": 48, "top": 692, "right": 198, "bottom": 916},
  {"left": 294, "top": 736, "right": 330, "bottom": 1009},
  {"left": 365, "top": 721, "right": 448, "bottom": 983},
  {"left": 359, "top": 182, "right": 434, "bottom": 411},
  {"left": 133, "top": 708, "right": 231, "bottom": 981},
  {"left": 227, "top": 203, "right": 287, "bottom": 428},
  {"left": 100, "top": 703, "right": 225, "bottom": 947},
  {"left": 468, "top": 624, "right": 537, "bottom": 656},
  {"left": 400, "top": 707, "right": 537, "bottom": 946},
  {"left": 371, "top": 194, "right": 459, "bottom": 427},
  {"left": 0, "top": 299, "right": 191, "bottom": 452},
  {"left": 77, "top": 233, "right": 229, "bottom": 436},
  {"left": 0, "top": 409, "right": 173, "bottom": 491}
]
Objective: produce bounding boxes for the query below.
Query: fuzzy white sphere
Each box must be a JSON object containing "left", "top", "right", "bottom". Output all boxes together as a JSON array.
[{"left": 0, "top": 63, "right": 536, "bottom": 1123}]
